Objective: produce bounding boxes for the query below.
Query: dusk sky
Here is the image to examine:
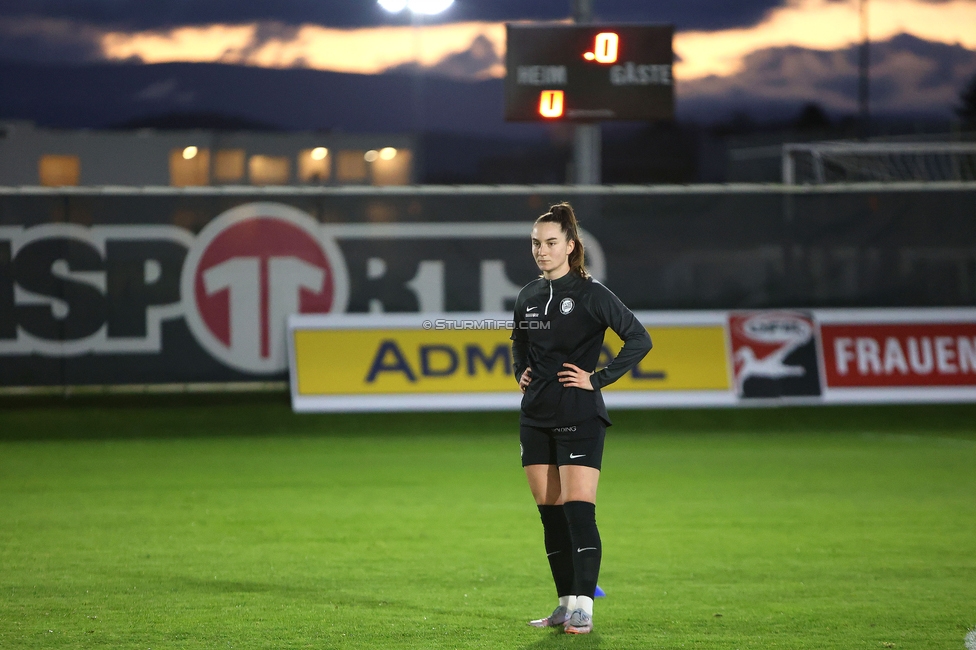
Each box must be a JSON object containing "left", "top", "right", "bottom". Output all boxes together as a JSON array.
[{"left": 1, "top": 0, "right": 975, "bottom": 119}]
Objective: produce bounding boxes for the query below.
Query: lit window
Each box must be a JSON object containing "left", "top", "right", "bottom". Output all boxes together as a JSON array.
[
  {"left": 214, "top": 150, "right": 245, "bottom": 182},
  {"left": 38, "top": 155, "right": 80, "bottom": 186},
  {"left": 249, "top": 155, "right": 290, "bottom": 185},
  {"left": 372, "top": 149, "right": 413, "bottom": 186},
  {"left": 336, "top": 151, "right": 368, "bottom": 183},
  {"left": 169, "top": 148, "right": 210, "bottom": 186},
  {"left": 299, "top": 149, "right": 331, "bottom": 183}
]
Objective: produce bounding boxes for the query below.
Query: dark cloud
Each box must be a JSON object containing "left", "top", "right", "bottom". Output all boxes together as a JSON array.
[
  {"left": 429, "top": 34, "right": 500, "bottom": 78},
  {"left": 134, "top": 78, "right": 195, "bottom": 105},
  {"left": 387, "top": 34, "right": 501, "bottom": 80},
  {"left": 0, "top": 0, "right": 787, "bottom": 32},
  {"left": 0, "top": 17, "right": 105, "bottom": 62},
  {"left": 679, "top": 33, "right": 976, "bottom": 120},
  {"left": 439, "top": 0, "right": 787, "bottom": 32},
  {"left": 215, "top": 21, "right": 302, "bottom": 64}
]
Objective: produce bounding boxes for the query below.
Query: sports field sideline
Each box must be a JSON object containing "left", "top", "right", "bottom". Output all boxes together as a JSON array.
[{"left": 1, "top": 395, "right": 975, "bottom": 649}]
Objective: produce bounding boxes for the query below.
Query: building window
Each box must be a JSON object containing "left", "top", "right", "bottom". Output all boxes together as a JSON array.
[
  {"left": 214, "top": 149, "right": 245, "bottom": 183},
  {"left": 169, "top": 147, "right": 210, "bottom": 186},
  {"left": 249, "top": 155, "right": 290, "bottom": 185},
  {"left": 298, "top": 148, "right": 331, "bottom": 183},
  {"left": 371, "top": 148, "right": 412, "bottom": 186},
  {"left": 336, "top": 150, "right": 368, "bottom": 183},
  {"left": 39, "top": 155, "right": 80, "bottom": 186}
]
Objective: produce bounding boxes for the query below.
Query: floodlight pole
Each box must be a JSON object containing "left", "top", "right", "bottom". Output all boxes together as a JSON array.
[
  {"left": 858, "top": 0, "right": 870, "bottom": 139},
  {"left": 412, "top": 10, "right": 424, "bottom": 133},
  {"left": 573, "top": 0, "right": 601, "bottom": 185},
  {"left": 377, "top": 2, "right": 454, "bottom": 134}
]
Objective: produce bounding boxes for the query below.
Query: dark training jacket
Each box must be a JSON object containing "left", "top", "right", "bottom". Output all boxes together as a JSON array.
[{"left": 510, "top": 272, "right": 653, "bottom": 427}]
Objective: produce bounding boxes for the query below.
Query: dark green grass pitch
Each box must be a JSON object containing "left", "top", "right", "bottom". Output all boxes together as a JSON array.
[{"left": 2, "top": 397, "right": 976, "bottom": 649}]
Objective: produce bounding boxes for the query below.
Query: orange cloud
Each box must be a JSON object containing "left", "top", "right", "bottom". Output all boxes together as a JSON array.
[{"left": 100, "top": 21, "right": 507, "bottom": 79}]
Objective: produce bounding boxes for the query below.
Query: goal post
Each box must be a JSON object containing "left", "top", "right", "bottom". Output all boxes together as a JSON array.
[{"left": 782, "top": 142, "right": 976, "bottom": 185}]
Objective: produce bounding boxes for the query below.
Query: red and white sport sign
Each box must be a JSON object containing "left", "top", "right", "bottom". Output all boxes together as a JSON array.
[
  {"left": 822, "top": 323, "right": 976, "bottom": 387},
  {"left": 728, "top": 311, "right": 822, "bottom": 398},
  {"left": 181, "top": 203, "right": 349, "bottom": 374}
]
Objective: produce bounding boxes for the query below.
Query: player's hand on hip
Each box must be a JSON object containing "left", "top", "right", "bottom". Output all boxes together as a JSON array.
[
  {"left": 558, "top": 363, "right": 594, "bottom": 390},
  {"left": 519, "top": 368, "right": 532, "bottom": 393}
]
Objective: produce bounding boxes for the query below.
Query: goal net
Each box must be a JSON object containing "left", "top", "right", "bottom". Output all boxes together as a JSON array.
[{"left": 782, "top": 142, "right": 976, "bottom": 184}]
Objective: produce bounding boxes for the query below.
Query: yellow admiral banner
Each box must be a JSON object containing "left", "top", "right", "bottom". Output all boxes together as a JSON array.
[
  {"left": 602, "top": 325, "right": 728, "bottom": 391},
  {"left": 289, "top": 313, "right": 732, "bottom": 412}
]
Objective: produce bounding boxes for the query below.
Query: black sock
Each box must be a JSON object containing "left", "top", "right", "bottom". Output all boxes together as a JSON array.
[
  {"left": 563, "top": 500, "right": 602, "bottom": 600},
  {"left": 538, "top": 504, "right": 575, "bottom": 598}
]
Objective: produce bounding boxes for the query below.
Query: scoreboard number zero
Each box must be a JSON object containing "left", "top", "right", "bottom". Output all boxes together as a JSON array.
[
  {"left": 584, "top": 32, "right": 619, "bottom": 63},
  {"left": 504, "top": 23, "right": 675, "bottom": 122}
]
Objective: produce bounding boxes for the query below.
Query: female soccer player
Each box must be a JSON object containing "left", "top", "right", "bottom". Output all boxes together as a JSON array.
[{"left": 511, "top": 202, "right": 652, "bottom": 635}]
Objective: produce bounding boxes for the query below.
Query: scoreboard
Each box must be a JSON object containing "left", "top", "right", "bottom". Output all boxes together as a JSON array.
[{"left": 504, "top": 23, "right": 674, "bottom": 122}]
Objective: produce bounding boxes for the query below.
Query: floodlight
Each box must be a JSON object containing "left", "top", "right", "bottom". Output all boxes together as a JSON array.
[
  {"left": 378, "top": 0, "right": 408, "bottom": 11},
  {"left": 377, "top": 0, "right": 453, "bottom": 14},
  {"left": 408, "top": 0, "right": 454, "bottom": 14}
]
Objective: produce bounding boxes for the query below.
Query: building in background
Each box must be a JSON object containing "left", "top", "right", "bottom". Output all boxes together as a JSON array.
[{"left": 0, "top": 121, "right": 415, "bottom": 187}]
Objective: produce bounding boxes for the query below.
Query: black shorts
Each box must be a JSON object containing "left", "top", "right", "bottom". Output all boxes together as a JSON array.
[{"left": 519, "top": 418, "right": 606, "bottom": 470}]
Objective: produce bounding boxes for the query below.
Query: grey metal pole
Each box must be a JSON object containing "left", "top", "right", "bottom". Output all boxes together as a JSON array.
[
  {"left": 573, "top": 0, "right": 592, "bottom": 22},
  {"left": 572, "top": 0, "right": 601, "bottom": 184},
  {"left": 412, "top": 10, "right": 424, "bottom": 133},
  {"left": 781, "top": 145, "right": 796, "bottom": 185},
  {"left": 574, "top": 126, "right": 601, "bottom": 185}
]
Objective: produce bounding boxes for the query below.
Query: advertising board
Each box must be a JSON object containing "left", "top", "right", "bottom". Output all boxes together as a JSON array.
[
  {"left": 2, "top": 185, "right": 976, "bottom": 394},
  {"left": 289, "top": 312, "right": 732, "bottom": 412},
  {"left": 818, "top": 310, "right": 976, "bottom": 403},
  {"left": 0, "top": 200, "right": 603, "bottom": 387},
  {"left": 289, "top": 309, "right": 976, "bottom": 412}
]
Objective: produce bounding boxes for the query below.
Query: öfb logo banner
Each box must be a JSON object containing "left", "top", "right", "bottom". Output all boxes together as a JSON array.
[{"left": 729, "top": 311, "right": 823, "bottom": 399}]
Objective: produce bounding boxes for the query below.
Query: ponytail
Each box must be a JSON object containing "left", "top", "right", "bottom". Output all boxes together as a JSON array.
[{"left": 535, "top": 202, "right": 588, "bottom": 278}]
